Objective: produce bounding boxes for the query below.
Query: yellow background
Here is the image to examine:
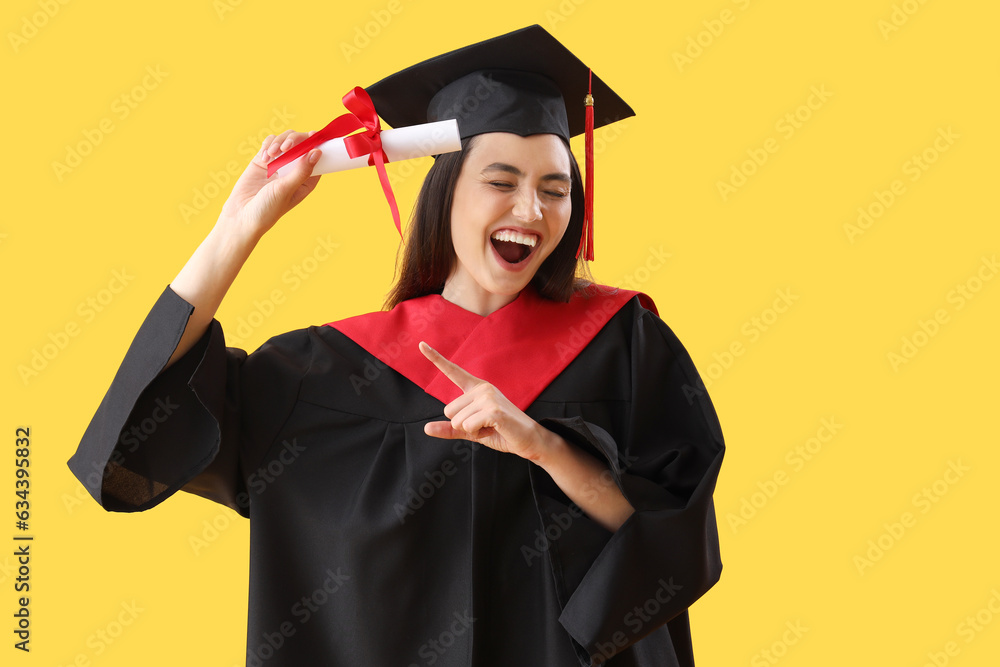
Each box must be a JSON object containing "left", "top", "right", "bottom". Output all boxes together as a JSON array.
[{"left": 3, "top": 0, "right": 998, "bottom": 664}]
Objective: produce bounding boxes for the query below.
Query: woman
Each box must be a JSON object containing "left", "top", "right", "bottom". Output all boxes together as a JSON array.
[{"left": 69, "top": 25, "right": 724, "bottom": 667}]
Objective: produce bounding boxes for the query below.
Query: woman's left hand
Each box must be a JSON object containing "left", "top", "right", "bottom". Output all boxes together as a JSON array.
[
  {"left": 419, "top": 341, "right": 552, "bottom": 461},
  {"left": 420, "top": 340, "right": 635, "bottom": 532}
]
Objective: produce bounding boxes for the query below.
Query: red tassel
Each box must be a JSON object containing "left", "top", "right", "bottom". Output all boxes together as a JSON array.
[{"left": 577, "top": 69, "right": 595, "bottom": 261}]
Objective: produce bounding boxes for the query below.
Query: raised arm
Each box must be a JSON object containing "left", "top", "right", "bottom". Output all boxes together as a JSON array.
[{"left": 166, "top": 131, "right": 322, "bottom": 367}]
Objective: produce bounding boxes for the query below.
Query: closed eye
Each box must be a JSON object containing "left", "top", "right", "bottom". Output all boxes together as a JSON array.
[{"left": 487, "top": 180, "right": 567, "bottom": 199}]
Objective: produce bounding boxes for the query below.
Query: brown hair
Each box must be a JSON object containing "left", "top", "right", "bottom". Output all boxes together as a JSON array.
[{"left": 383, "top": 134, "right": 592, "bottom": 310}]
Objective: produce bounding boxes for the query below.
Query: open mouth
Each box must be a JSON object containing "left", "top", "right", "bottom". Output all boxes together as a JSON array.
[{"left": 490, "top": 229, "right": 538, "bottom": 265}]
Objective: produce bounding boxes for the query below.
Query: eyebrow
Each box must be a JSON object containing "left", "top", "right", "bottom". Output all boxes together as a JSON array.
[{"left": 481, "top": 162, "right": 571, "bottom": 183}]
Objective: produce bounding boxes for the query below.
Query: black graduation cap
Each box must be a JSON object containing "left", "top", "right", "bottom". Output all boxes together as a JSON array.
[
  {"left": 365, "top": 24, "right": 634, "bottom": 141},
  {"left": 365, "top": 25, "right": 635, "bottom": 260}
]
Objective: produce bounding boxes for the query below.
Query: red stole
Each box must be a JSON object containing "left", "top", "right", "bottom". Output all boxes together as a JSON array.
[{"left": 326, "top": 284, "right": 657, "bottom": 410}]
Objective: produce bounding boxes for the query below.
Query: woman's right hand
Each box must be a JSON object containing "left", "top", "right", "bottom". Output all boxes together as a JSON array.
[
  {"left": 217, "top": 130, "right": 323, "bottom": 244},
  {"left": 164, "top": 130, "right": 323, "bottom": 369}
]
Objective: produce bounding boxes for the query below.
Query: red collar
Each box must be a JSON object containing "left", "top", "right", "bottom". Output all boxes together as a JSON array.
[{"left": 326, "top": 284, "right": 656, "bottom": 410}]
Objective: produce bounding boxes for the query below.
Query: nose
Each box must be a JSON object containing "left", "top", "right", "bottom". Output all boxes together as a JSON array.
[{"left": 511, "top": 187, "right": 542, "bottom": 223}]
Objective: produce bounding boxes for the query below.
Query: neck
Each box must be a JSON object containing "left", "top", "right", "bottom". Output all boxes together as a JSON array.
[{"left": 441, "top": 274, "right": 521, "bottom": 316}]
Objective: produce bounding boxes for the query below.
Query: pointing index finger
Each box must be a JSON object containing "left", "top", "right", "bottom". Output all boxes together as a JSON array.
[{"left": 419, "top": 341, "right": 480, "bottom": 392}]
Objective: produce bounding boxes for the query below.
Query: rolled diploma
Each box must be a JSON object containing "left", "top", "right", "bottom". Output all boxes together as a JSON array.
[{"left": 273, "top": 119, "right": 461, "bottom": 178}]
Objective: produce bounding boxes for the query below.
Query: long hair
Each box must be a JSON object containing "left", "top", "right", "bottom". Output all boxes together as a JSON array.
[{"left": 383, "top": 134, "right": 592, "bottom": 310}]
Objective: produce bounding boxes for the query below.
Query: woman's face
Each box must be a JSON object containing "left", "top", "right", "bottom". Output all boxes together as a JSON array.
[{"left": 445, "top": 132, "right": 573, "bottom": 313}]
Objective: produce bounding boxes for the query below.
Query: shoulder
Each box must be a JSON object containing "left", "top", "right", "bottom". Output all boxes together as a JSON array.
[
  {"left": 575, "top": 285, "right": 702, "bottom": 377},
  {"left": 569, "top": 282, "right": 659, "bottom": 319},
  {"left": 566, "top": 282, "right": 665, "bottom": 339},
  {"left": 253, "top": 321, "right": 368, "bottom": 361},
  {"left": 244, "top": 321, "right": 365, "bottom": 380},
  {"left": 252, "top": 320, "right": 409, "bottom": 386}
]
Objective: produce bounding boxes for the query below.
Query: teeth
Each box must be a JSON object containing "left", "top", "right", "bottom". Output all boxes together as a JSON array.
[{"left": 490, "top": 230, "right": 537, "bottom": 247}]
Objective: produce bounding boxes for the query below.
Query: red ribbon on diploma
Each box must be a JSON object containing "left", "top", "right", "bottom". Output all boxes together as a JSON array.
[{"left": 266, "top": 87, "right": 402, "bottom": 236}]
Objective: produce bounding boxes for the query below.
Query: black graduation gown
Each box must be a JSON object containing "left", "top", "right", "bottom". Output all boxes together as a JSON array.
[{"left": 68, "top": 283, "right": 724, "bottom": 667}]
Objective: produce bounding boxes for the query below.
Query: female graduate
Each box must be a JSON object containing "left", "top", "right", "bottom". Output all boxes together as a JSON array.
[{"left": 69, "top": 25, "right": 724, "bottom": 667}]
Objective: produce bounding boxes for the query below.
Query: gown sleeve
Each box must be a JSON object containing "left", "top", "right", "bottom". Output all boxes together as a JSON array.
[
  {"left": 531, "top": 302, "right": 725, "bottom": 666},
  {"left": 67, "top": 285, "right": 310, "bottom": 517}
]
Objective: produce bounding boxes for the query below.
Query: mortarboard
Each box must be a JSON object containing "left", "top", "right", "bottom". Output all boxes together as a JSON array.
[{"left": 365, "top": 24, "right": 634, "bottom": 144}]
